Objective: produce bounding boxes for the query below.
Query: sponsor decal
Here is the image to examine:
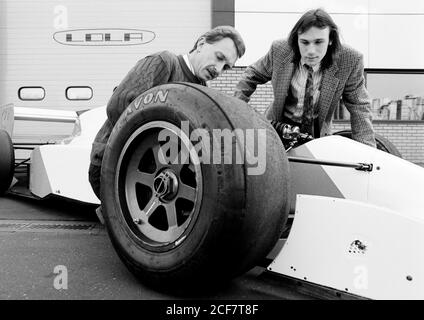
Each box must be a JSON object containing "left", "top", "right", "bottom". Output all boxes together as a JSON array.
[
  {"left": 126, "top": 89, "right": 169, "bottom": 115},
  {"left": 53, "top": 28, "right": 155, "bottom": 46},
  {"left": 133, "top": 89, "right": 169, "bottom": 110}
]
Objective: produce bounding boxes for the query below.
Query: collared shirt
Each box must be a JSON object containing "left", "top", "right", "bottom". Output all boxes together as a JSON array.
[
  {"left": 283, "top": 61, "right": 323, "bottom": 124},
  {"left": 183, "top": 54, "right": 195, "bottom": 76}
]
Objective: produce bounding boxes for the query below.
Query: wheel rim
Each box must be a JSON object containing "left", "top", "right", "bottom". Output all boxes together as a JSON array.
[{"left": 116, "top": 121, "right": 202, "bottom": 247}]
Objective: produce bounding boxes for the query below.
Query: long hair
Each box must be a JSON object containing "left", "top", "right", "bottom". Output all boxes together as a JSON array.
[{"left": 288, "top": 8, "right": 341, "bottom": 70}]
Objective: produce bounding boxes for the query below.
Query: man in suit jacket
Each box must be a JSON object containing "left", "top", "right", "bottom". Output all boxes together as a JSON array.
[{"left": 234, "top": 8, "right": 376, "bottom": 147}]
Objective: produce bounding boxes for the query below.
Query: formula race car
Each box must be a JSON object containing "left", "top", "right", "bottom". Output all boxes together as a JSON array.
[
  {"left": 1, "top": 83, "right": 423, "bottom": 299},
  {"left": 0, "top": 103, "right": 103, "bottom": 204}
]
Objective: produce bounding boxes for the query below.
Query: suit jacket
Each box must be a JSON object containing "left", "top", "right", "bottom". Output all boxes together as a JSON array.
[{"left": 234, "top": 39, "right": 376, "bottom": 147}]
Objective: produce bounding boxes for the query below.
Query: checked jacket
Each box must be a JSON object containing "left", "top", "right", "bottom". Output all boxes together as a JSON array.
[{"left": 234, "top": 39, "right": 376, "bottom": 147}]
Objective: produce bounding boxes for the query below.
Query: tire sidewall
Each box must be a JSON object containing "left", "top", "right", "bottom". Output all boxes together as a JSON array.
[
  {"left": 0, "top": 129, "right": 14, "bottom": 195},
  {"left": 101, "top": 87, "right": 244, "bottom": 274}
]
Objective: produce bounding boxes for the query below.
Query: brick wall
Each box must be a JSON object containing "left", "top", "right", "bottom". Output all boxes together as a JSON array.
[
  {"left": 332, "top": 122, "right": 424, "bottom": 164},
  {"left": 210, "top": 67, "right": 424, "bottom": 166},
  {"left": 209, "top": 67, "right": 273, "bottom": 114}
]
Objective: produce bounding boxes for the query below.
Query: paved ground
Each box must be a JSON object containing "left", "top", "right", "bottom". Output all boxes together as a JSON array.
[{"left": 0, "top": 194, "right": 314, "bottom": 300}]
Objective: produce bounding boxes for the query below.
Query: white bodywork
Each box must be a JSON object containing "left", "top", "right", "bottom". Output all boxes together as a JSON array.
[
  {"left": 13, "top": 106, "right": 78, "bottom": 161},
  {"left": 29, "top": 106, "right": 106, "bottom": 204},
  {"left": 15, "top": 107, "right": 77, "bottom": 123},
  {"left": 269, "top": 136, "right": 424, "bottom": 299},
  {"left": 0, "top": 104, "right": 14, "bottom": 135}
]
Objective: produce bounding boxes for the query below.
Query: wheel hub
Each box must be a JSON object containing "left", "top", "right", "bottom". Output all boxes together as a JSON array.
[{"left": 153, "top": 170, "right": 179, "bottom": 201}]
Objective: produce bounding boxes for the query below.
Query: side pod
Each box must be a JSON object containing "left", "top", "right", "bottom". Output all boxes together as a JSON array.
[{"left": 268, "top": 195, "right": 424, "bottom": 300}]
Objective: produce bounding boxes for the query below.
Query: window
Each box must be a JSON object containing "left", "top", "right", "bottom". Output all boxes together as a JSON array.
[
  {"left": 335, "top": 69, "right": 424, "bottom": 121},
  {"left": 18, "top": 87, "right": 45, "bottom": 101},
  {"left": 366, "top": 70, "right": 424, "bottom": 121},
  {"left": 66, "top": 86, "right": 93, "bottom": 100}
]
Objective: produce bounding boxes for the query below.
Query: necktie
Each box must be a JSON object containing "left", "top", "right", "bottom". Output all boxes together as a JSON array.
[{"left": 300, "top": 65, "right": 314, "bottom": 136}]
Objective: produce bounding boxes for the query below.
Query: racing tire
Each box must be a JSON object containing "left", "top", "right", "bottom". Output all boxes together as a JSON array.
[
  {"left": 101, "top": 83, "right": 290, "bottom": 291},
  {"left": 0, "top": 129, "right": 14, "bottom": 195},
  {"left": 333, "top": 130, "right": 402, "bottom": 158}
]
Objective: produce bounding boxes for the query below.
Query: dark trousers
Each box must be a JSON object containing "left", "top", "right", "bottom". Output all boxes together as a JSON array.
[{"left": 88, "top": 163, "right": 101, "bottom": 200}]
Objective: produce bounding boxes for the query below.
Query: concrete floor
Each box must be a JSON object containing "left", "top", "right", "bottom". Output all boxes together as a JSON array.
[{"left": 0, "top": 194, "right": 314, "bottom": 300}]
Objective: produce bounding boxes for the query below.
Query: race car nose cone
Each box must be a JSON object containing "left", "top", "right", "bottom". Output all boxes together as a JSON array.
[{"left": 153, "top": 170, "right": 179, "bottom": 200}]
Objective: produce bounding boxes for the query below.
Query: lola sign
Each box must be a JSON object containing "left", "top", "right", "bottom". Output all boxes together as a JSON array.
[{"left": 53, "top": 28, "right": 156, "bottom": 46}]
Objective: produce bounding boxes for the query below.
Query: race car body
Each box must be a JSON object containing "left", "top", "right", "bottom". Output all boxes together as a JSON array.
[
  {"left": 28, "top": 106, "right": 106, "bottom": 204},
  {"left": 0, "top": 104, "right": 14, "bottom": 136},
  {"left": 7, "top": 105, "right": 105, "bottom": 204},
  {"left": 269, "top": 136, "right": 424, "bottom": 299}
]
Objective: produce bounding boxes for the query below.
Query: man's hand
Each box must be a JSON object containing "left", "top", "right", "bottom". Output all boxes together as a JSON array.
[
  {"left": 270, "top": 120, "right": 313, "bottom": 150},
  {"left": 270, "top": 120, "right": 297, "bottom": 139}
]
